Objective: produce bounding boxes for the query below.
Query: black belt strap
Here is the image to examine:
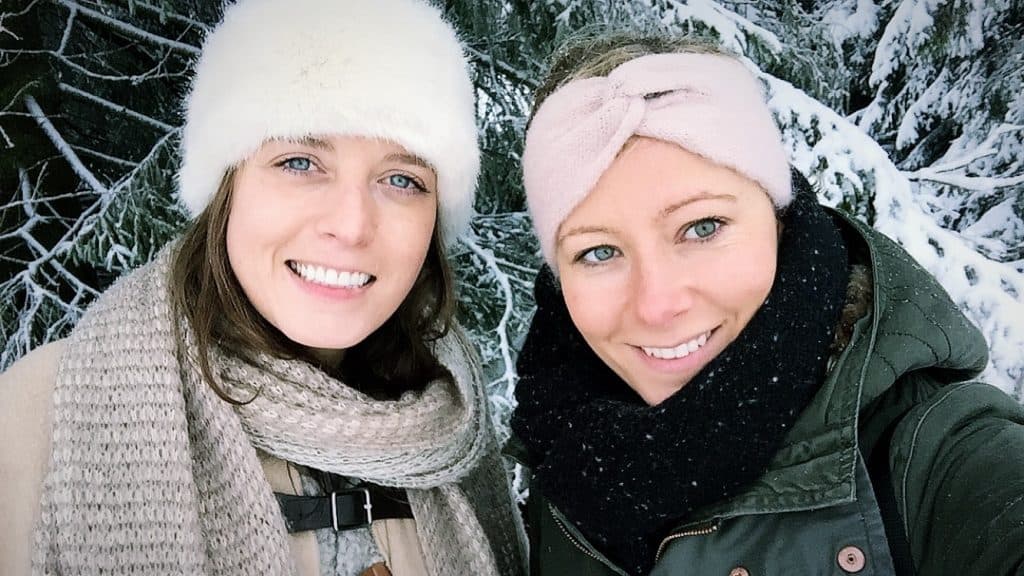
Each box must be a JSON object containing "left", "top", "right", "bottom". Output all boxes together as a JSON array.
[
  {"left": 275, "top": 486, "right": 413, "bottom": 533},
  {"left": 866, "top": 419, "right": 916, "bottom": 575}
]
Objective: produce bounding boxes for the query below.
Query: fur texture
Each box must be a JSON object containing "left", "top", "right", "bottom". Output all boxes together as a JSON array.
[{"left": 177, "top": 0, "right": 479, "bottom": 244}]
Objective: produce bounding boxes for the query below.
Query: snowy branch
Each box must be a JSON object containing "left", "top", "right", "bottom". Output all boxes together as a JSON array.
[
  {"left": 58, "top": 82, "right": 174, "bottom": 132},
  {"left": 58, "top": 3, "right": 77, "bottom": 53},
  {"left": 53, "top": 0, "right": 201, "bottom": 56},
  {"left": 904, "top": 123, "right": 1024, "bottom": 190},
  {"left": 465, "top": 45, "right": 538, "bottom": 88},
  {"left": 57, "top": 52, "right": 190, "bottom": 82},
  {"left": 23, "top": 95, "right": 109, "bottom": 194},
  {"left": 905, "top": 170, "right": 1024, "bottom": 191},
  {"left": 130, "top": 0, "right": 212, "bottom": 32},
  {"left": 461, "top": 232, "right": 518, "bottom": 394}
]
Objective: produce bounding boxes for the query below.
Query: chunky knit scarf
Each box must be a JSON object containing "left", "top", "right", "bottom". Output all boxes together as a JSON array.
[
  {"left": 512, "top": 177, "right": 850, "bottom": 575},
  {"left": 33, "top": 246, "right": 526, "bottom": 576}
]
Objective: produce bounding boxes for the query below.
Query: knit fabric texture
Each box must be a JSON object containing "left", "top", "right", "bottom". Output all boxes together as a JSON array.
[
  {"left": 32, "top": 246, "right": 527, "bottom": 576},
  {"left": 512, "top": 176, "right": 850, "bottom": 575},
  {"left": 522, "top": 53, "right": 791, "bottom": 270}
]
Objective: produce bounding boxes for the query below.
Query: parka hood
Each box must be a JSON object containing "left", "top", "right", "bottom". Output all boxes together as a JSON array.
[{"left": 675, "top": 179, "right": 989, "bottom": 526}]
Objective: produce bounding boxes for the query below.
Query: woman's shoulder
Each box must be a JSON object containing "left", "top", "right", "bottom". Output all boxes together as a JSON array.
[
  {"left": 0, "top": 338, "right": 64, "bottom": 473},
  {"left": 0, "top": 339, "right": 64, "bottom": 439},
  {"left": 889, "top": 379, "right": 1024, "bottom": 574},
  {"left": 0, "top": 339, "right": 65, "bottom": 576}
]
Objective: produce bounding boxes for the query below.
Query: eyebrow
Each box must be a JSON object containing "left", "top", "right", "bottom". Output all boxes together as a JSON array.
[
  {"left": 556, "top": 191, "right": 738, "bottom": 246},
  {"left": 557, "top": 225, "right": 614, "bottom": 246},
  {"left": 282, "top": 136, "right": 335, "bottom": 151},
  {"left": 276, "top": 139, "right": 433, "bottom": 172},
  {"left": 384, "top": 152, "right": 433, "bottom": 172},
  {"left": 658, "top": 191, "right": 737, "bottom": 219}
]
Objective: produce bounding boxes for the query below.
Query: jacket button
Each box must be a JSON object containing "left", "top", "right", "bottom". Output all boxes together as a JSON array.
[
  {"left": 729, "top": 568, "right": 749, "bottom": 576},
  {"left": 837, "top": 545, "right": 866, "bottom": 572}
]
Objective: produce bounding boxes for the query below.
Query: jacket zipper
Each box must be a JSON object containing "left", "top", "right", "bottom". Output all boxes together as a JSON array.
[
  {"left": 655, "top": 522, "right": 719, "bottom": 562},
  {"left": 549, "top": 504, "right": 629, "bottom": 575},
  {"left": 550, "top": 504, "right": 604, "bottom": 562}
]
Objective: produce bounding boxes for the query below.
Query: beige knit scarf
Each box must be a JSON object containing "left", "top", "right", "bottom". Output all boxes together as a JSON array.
[{"left": 33, "top": 247, "right": 526, "bottom": 576}]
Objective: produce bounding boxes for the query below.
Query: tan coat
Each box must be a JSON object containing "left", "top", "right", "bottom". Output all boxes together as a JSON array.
[{"left": 0, "top": 341, "right": 428, "bottom": 576}]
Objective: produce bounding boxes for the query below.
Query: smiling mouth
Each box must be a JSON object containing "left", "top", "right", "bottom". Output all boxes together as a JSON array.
[
  {"left": 287, "top": 260, "right": 375, "bottom": 288},
  {"left": 640, "top": 330, "right": 712, "bottom": 360}
]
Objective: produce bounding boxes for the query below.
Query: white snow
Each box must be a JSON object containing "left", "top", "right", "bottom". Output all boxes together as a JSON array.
[
  {"left": 764, "top": 73, "right": 1024, "bottom": 394},
  {"left": 821, "top": 0, "right": 881, "bottom": 47}
]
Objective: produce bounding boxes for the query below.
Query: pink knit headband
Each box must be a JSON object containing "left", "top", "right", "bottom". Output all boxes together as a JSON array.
[{"left": 522, "top": 53, "right": 792, "bottom": 271}]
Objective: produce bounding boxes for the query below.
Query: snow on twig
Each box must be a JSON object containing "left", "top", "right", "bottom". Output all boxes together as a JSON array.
[
  {"left": 23, "top": 95, "right": 108, "bottom": 194},
  {"left": 54, "top": 0, "right": 201, "bottom": 56},
  {"left": 58, "top": 83, "right": 174, "bottom": 131},
  {"left": 460, "top": 232, "right": 519, "bottom": 395},
  {"left": 465, "top": 45, "right": 538, "bottom": 88}
]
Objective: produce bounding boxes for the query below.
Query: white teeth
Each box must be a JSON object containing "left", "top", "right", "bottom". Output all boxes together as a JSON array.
[
  {"left": 289, "top": 262, "right": 371, "bottom": 288},
  {"left": 642, "top": 332, "right": 710, "bottom": 360}
]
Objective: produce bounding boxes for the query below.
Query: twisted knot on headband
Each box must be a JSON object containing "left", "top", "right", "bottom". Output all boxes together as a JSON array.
[{"left": 523, "top": 53, "right": 792, "bottom": 271}]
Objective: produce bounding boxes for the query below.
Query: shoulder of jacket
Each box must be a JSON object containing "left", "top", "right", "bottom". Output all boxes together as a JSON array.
[
  {"left": 890, "top": 379, "right": 1024, "bottom": 507},
  {"left": 0, "top": 340, "right": 65, "bottom": 576},
  {"left": 1, "top": 339, "right": 65, "bottom": 424},
  {"left": 894, "top": 380, "right": 1024, "bottom": 449}
]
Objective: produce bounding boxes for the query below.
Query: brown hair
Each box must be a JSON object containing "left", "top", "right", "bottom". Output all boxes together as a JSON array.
[
  {"left": 531, "top": 29, "right": 731, "bottom": 124},
  {"left": 169, "top": 170, "right": 455, "bottom": 404}
]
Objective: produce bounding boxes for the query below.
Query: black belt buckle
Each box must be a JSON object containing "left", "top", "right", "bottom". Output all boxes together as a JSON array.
[{"left": 331, "top": 488, "right": 373, "bottom": 531}]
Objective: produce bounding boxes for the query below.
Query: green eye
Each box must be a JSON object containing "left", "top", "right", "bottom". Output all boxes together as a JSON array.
[
  {"left": 580, "top": 245, "right": 618, "bottom": 264},
  {"left": 685, "top": 219, "right": 721, "bottom": 240}
]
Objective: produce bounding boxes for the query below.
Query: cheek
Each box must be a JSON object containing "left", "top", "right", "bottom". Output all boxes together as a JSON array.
[
  {"left": 721, "top": 235, "right": 778, "bottom": 314},
  {"left": 224, "top": 205, "right": 248, "bottom": 277},
  {"left": 562, "top": 278, "right": 616, "bottom": 341},
  {"left": 405, "top": 209, "right": 436, "bottom": 260},
  {"left": 223, "top": 175, "right": 267, "bottom": 259},
  {"left": 383, "top": 206, "right": 436, "bottom": 276}
]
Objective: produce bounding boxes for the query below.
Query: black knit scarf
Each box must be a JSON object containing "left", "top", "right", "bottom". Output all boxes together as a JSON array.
[{"left": 512, "top": 176, "right": 850, "bottom": 575}]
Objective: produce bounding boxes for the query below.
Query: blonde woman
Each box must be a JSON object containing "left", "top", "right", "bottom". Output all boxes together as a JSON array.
[{"left": 511, "top": 32, "right": 1024, "bottom": 576}]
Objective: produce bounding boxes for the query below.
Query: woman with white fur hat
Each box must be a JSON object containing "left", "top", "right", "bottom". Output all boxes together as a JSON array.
[
  {"left": 509, "top": 31, "right": 1024, "bottom": 576},
  {"left": 0, "top": 1, "right": 526, "bottom": 575}
]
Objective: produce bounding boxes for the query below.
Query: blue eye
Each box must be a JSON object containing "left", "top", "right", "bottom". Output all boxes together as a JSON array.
[
  {"left": 384, "top": 173, "right": 428, "bottom": 195},
  {"left": 388, "top": 174, "right": 414, "bottom": 188},
  {"left": 579, "top": 245, "right": 619, "bottom": 264},
  {"left": 282, "top": 157, "right": 312, "bottom": 172},
  {"left": 684, "top": 218, "right": 722, "bottom": 240}
]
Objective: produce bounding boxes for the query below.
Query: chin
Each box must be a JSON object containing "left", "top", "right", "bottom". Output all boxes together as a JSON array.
[{"left": 283, "top": 328, "right": 371, "bottom": 352}]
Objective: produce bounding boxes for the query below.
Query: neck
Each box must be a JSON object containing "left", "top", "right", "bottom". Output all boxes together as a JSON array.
[{"left": 309, "top": 346, "right": 346, "bottom": 369}]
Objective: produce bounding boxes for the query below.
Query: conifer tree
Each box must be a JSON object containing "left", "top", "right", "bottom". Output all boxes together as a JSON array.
[{"left": 2, "top": 0, "right": 1021, "bottom": 404}]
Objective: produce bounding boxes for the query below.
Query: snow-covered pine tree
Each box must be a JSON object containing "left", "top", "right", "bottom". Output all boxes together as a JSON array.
[{"left": 1, "top": 1, "right": 1021, "bottom": 416}]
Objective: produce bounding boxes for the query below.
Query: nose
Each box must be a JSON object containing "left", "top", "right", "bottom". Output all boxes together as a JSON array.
[
  {"left": 631, "top": 253, "right": 694, "bottom": 326},
  {"left": 314, "top": 180, "right": 376, "bottom": 246}
]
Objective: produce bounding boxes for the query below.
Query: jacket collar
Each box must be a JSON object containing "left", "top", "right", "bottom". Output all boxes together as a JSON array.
[{"left": 672, "top": 208, "right": 988, "bottom": 528}]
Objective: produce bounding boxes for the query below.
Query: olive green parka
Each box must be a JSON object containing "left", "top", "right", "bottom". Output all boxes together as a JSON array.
[{"left": 515, "top": 209, "right": 1024, "bottom": 576}]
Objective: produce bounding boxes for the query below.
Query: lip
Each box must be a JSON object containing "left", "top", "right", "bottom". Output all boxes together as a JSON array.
[
  {"left": 633, "top": 328, "right": 717, "bottom": 374},
  {"left": 286, "top": 260, "right": 374, "bottom": 301}
]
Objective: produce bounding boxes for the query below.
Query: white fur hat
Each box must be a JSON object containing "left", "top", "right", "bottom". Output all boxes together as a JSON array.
[{"left": 177, "top": 0, "right": 479, "bottom": 245}]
